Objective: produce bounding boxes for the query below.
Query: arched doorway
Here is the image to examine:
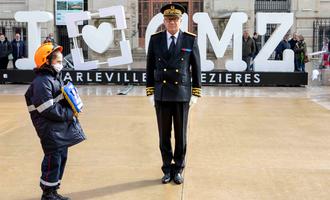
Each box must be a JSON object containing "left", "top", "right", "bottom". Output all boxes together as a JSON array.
[{"left": 138, "top": 0, "right": 203, "bottom": 48}]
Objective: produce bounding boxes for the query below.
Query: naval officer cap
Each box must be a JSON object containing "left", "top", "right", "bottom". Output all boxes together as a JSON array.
[{"left": 160, "top": 3, "right": 186, "bottom": 17}]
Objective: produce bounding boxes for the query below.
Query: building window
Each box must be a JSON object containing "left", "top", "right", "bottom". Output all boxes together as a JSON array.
[
  {"left": 313, "top": 18, "right": 330, "bottom": 52},
  {"left": 255, "top": 0, "right": 291, "bottom": 12},
  {"left": 0, "top": 27, "right": 5, "bottom": 35},
  {"left": 138, "top": 0, "right": 203, "bottom": 48},
  {"left": 0, "top": 21, "right": 27, "bottom": 42}
]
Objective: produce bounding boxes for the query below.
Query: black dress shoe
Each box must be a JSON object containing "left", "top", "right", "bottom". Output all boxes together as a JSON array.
[
  {"left": 173, "top": 173, "right": 184, "bottom": 184},
  {"left": 161, "top": 173, "right": 172, "bottom": 184},
  {"left": 53, "top": 191, "right": 71, "bottom": 200}
]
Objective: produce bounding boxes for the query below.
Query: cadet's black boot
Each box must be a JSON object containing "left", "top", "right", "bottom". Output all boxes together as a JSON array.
[
  {"left": 53, "top": 190, "right": 71, "bottom": 200},
  {"left": 41, "top": 190, "right": 60, "bottom": 200}
]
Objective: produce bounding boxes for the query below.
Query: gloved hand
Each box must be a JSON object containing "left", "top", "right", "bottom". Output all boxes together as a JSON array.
[
  {"left": 189, "top": 95, "right": 198, "bottom": 107},
  {"left": 149, "top": 95, "right": 155, "bottom": 106}
]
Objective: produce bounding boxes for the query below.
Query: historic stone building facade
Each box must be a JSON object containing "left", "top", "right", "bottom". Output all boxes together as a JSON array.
[{"left": 0, "top": 0, "right": 329, "bottom": 66}]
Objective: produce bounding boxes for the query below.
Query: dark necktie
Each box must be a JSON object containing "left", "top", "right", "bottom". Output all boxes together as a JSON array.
[
  {"left": 17, "top": 42, "right": 20, "bottom": 57},
  {"left": 168, "top": 35, "right": 176, "bottom": 55}
]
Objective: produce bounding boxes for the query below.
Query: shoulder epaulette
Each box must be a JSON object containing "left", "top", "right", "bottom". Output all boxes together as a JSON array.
[
  {"left": 151, "top": 31, "right": 162, "bottom": 36},
  {"left": 184, "top": 31, "right": 196, "bottom": 37}
]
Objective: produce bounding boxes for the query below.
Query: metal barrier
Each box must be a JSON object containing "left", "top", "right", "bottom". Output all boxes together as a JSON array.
[{"left": 310, "top": 52, "right": 330, "bottom": 86}]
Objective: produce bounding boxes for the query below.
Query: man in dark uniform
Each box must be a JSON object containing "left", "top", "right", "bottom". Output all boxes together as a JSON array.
[
  {"left": 146, "top": 3, "right": 202, "bottom": 185},
  {"left": 11, "top": 33, "right": 25, "bottom": 69}
]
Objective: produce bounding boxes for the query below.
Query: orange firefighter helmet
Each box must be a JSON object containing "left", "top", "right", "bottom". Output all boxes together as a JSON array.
[{"left": 34, "top": 42, "right": 63, "bottom": 68}]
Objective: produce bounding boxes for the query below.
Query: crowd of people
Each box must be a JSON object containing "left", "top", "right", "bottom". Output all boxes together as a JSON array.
[
  {"left": 242, "top": 31, "right": 310, "bottom": 72},
  {"left": 0, "top": 32, "right": 25, "bottom": 69},
  {"left": 0, "top": 32, "right": 55, "bottom": 70},
  {"left": 0, "top": 30, "right": 327, "bottom": 72}
]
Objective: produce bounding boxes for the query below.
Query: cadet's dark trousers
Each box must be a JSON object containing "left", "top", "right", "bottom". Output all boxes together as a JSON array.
[
  {"left": 155, "top": 101, "right": 189, "bottom": 174},
  {"left": 40, "top": 147, "right": 68, "bottom": 192}
]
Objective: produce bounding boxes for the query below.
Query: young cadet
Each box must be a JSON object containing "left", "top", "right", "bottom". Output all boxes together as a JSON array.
[{"left": 25, "top": 43, "right": 86, "bottom": 200}]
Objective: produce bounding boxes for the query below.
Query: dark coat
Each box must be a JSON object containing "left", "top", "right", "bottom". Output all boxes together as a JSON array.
[
  {"left": 252, "top": 37, "right": 260, "bottom": 56},
  {"left": 275, "top": 40, "right": 291, "bottom": 60},
  {"left": 25, "top": 67, "right": 86, "bottom": 154},
  {"left": 146, "top": 30, "right": 201, "bottom": 102},
  {"left": 289, "top": 39, "right": 298, "bottom": 50},
  {"left": 11, "top": 40, "right": 25, "bottom": 59},
  {"left": 294, "top": 40, "right": 307, "bottom": 62},
  {"left": 0, "top": 40, "right": 12, "bottom": 58},
  {"left": 242, "top": 36, "right": 255, "bottom": 58}
]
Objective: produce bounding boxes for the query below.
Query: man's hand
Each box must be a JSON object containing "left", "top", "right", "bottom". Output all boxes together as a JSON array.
[
  {"left": 149, "top": 95, "right": 155, "bottom": 106},
  {"left": 189, "top": 96, "right": 198, "bottom": 107}
]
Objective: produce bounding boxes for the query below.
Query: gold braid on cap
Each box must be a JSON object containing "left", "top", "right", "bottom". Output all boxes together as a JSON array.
[{"left": 164, "top": 6, "right": 182, "bottom": 16}]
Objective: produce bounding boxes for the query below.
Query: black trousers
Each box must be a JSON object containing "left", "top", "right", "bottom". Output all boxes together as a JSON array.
[
  {"left": 40, "top": 147, "right": 68, "bottom": 192},
  {"left": 12, "top": 58, "right": 17, "bottom": 69},
  {"left": 243, "top": 56, "right": 252, "bottom": 71},
  {"left": 0, "top": 57, "right": 9, "bottom": 69},
  {"left": 155, "top": 101, "right": 189, "bottom": 174}
]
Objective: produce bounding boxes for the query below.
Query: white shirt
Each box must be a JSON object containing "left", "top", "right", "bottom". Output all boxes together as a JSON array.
[{"left": 166, "top": 31, "right": 179, "bottom": 49}]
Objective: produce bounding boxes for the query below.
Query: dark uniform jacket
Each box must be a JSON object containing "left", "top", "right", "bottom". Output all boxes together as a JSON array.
[
  {"left": 0, "top": 40, "right": 12, "bottom": 58},
  {"left": 146, "top": 30, "right": 201, "bottom": 102},
  {"left": 25, "top": 67, "right": 86, "bottom": 154},
  {"left": 11, "top": 40, "right": 25, "bottom": 59}
]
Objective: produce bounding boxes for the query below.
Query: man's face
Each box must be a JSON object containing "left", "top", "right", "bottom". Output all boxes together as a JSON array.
[
  {"left": 293, "top": 33, "right": 298, "bottom": 40},
  {"left": 0, "top": 35, "right": 5, "bottom": 41},
  {"left": 15, "top": 34, "right": 20, "bottom": 41},
  {"left": 164, "top": 16, "right": 182, "bottom": 35},
  {"left": 243, "top": 31, "right": 249, "bottom": 39}
]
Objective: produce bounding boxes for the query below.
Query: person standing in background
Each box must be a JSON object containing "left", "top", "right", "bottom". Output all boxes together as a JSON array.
[
  {"left": 44, "top": 33, "right": 55, "bottom": 44},
  {"left": 11, "top": 33, "right": 25, "bottom": 69},
  {"left": 289, "top": 33, "right": 299, "bottom": 71},
  {"left": 321, "top": 37, "right": 329, "bottom": 52},
  {"left": 251, "top": 32, "right": 260, "bottom": 70},
  {"left": 0, "top": 33, "right": 12, "bottom": 70},
  {"left": 242, "top": 31, "right": 255, "bottom": 71},
  {"left": 275, "top": 34, "right": 291, "bottom": 60},
  {"left": 252, "top": 32, "right": 260, "bottom": 57},
  {"left": 294, "top": 34, "right": 307, "bottom": 72}
]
